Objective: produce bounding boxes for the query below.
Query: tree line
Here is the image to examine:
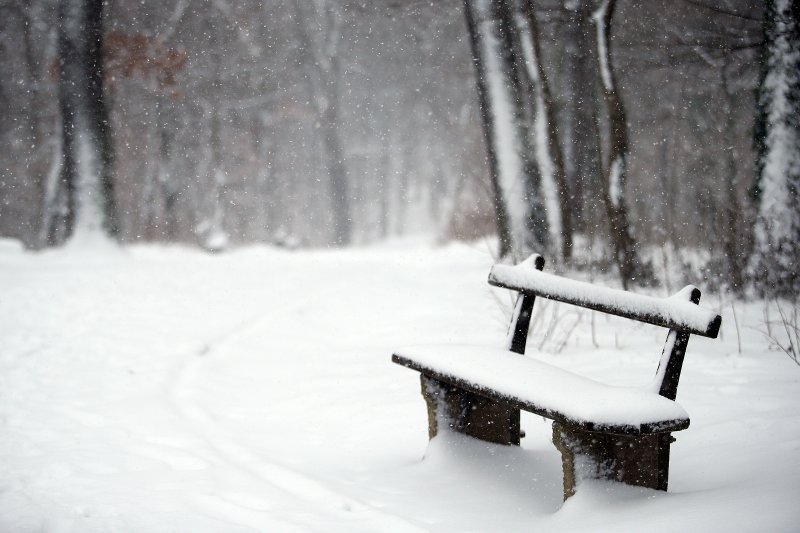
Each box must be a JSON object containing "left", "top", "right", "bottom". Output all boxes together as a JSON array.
[{"left": 0, "top": 0, "right": 796, "bottom": 295}]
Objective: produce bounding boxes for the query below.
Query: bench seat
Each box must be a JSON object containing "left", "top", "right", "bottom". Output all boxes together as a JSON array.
[{"left": 393, "top": 344, "right": 689, "bottom": 435}]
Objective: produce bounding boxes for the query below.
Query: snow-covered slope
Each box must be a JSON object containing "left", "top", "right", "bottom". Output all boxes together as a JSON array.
[{"left": 0, "top": 240, "right": 798, "bottom": 532}]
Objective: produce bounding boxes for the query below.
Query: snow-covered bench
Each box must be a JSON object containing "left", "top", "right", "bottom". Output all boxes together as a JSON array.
[{"left": 392, "top": 254, "right": 722, "bottom": 499}]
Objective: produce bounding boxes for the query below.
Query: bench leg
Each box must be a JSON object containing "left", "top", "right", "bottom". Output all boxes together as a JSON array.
[
  {"left": 552, "top": 422, "right": 673, "bottom": 500},
  {"left": 420, "top": 375, "right": 520, "bottom": 446}
]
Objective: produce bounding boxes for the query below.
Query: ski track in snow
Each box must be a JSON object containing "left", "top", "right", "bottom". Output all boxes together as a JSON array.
[{"left": 166, "top": 282, "right": 425, "bottom": 532}]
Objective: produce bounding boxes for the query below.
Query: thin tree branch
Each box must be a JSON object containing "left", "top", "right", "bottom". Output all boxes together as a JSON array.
[{"left": 681, "top": 0, "right": 762, "bottom": 24}]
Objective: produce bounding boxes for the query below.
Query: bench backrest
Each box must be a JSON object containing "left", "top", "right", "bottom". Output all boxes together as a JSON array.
[{"left": 489, "top": 254, "right": 722, "bottom": 401}]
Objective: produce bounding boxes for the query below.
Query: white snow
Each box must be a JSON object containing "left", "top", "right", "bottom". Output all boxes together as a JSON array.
[
  {"left": 608, "top": 155, "right": 624, "bottom": 207},
  {"left": 0, "top": 240, "right": 798, "bottom": 532},
  {"left": 592, "top": 0, "right": 613, "bottom": 92}
]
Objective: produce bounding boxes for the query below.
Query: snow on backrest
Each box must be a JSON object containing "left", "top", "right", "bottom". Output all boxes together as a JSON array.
[{"left": 488, "top": 263, "right": 721, "bottom": 338}]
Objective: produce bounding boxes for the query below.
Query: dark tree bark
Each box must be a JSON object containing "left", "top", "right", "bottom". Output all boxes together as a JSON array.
[
  {"left": 156, "top": 96, "right": 179, "bottom": 240},
  {"left": 47, "top": 0, "right": 119, "bottom": 245},
  {"left": 12, "top": 1, "right": 55, "bottom": 248},
  {"left": 719, "top": 60, "right": 747, "bottom": 292},
  {"left": 593, "top": 0, "right": 648, "bottom": 288},
  {"left": 494, "top": 0, "right": 550, "bottom": 256},
  {"left": 752, "top": 0, "right": 800, "bottom": 296},
  {"left": 562, "top": 0, "right": 604, "bottom": 238},
  {"left": 138, "top": 94, "right": 178, "bottom": 242}
]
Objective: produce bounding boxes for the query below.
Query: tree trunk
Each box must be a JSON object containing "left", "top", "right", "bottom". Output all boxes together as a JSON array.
[
  {"left": 157, "top": 96, "right": 178, "bottom": 241},
  {"left": 293, "top": 0, "right": 351, "bottom": 246},
  {"left": 48, "top": 0, "right": 119, "bottom": 245},
  {"left": 463, "top": 0, "right": 514, "bottom": 257},
  {"left": 719, "top": 61, "right": 747, "bottom": 292},
  {"left": 464, "top": 0, "right": 549, "bottom": 259},
  {"left": 752, "top": 0, "right": 800, "bottom": 296},
  {"left": 520, "top": 0, "right": 574, "bottom": 262},
  {"left": 593, "top": 0, "right": 646, "bottom": 288},
  {"left": 562, "top": 0, "right": 605, "bottom": 240},
  {"left": 19, "top": 1, "right": 57, "bottom": 248},
  {"left": 320, "top": 81, "right": 351, "bottom": 246},
  {"left": 204, "top": 107, "right": 228, "bottom": 251}
]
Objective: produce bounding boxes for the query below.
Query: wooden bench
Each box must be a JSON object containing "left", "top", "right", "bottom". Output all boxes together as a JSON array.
[{"left": 392, "top": 254, "right": 722, "bottom": 499}]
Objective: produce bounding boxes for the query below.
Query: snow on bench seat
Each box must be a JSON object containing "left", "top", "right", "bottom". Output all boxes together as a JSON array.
[
  {"left": 489, "top": 263, "right": 721, "bottom": 338},
  {"left": 393, "top": 344, "right": 690, "bottom": 435}
]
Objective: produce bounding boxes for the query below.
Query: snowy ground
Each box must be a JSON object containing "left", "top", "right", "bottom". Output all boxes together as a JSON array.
[{"left": 1, "top": 239, "right": 798, "bottom": 532}]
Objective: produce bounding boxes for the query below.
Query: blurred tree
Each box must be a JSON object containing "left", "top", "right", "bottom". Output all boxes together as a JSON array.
[
  {"left": 519, "top": 0, "right": 574, "bottom": 262},
  {"left": 752, "top": 0, "right": 800, "bottom": 296},
  {"left": 592, "top": 0, "right": 650, "bottom": 288},
  {"left": 559, "top": 0, "right": 604, "bottom": 243},
  {"left": 293, "top": 0, "right": 351, "bottom": 246},
  {"left": 104, "top": 30, "right": 186, "bottom": 241},
  {"left": 45, "top": 0, "right": 119, "bottom": 245},
  {"left": 0, "top": 0, "right": 770, "bottom": 288}
]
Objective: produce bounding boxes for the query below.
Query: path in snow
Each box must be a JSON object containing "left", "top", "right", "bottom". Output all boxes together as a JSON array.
[
  {"left": 168, "top": 275, "right": 426, "bottom": 532},
  {"left": 0, "top": 240, "right": 798, "bottom": 532}
]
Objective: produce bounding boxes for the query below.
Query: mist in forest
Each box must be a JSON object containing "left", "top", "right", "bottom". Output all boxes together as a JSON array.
[{"left": 2, "top": 0, "right": 796, "bottom": 293}]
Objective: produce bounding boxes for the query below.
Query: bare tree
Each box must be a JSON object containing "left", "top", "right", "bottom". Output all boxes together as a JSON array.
[
  {"left": 752, "top": 0, "right": 800, "bottom": 296},
  {"left": 519, "top": 0, "right": 574, "bottom": 262},
  {"left": 592, "top": 0, "right": 648, "bottom": 288},
  {"left": 0, "top": 0, "right": 769, "bottom": 273},
  {"left": 560, "top": 0, "right": 604, "bottom": 242},
  {"left": 464, "top": 0, "right": 549, "bottom": 259},
  {"left": 46, "top": 0, "right": 119, "bottom": 245}
]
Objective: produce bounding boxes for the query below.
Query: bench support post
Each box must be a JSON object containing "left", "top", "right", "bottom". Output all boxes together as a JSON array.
[
  {"left": 418, "top": 255, "right": 544, "bottom": 447},
  {"left": 655, "top": 287, "right": 701, "bottom": 400},
  {"left": 553, "top": 422, "right": 672, "bottom": 500},
  {"left": 421, "top": 375, "right": 521, "bottom": 445}
]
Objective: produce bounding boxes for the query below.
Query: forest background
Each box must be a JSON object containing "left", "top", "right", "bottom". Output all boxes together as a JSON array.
[{"left": 1, "top": 0, "right": 793, "bottom": 296}]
